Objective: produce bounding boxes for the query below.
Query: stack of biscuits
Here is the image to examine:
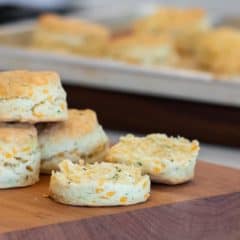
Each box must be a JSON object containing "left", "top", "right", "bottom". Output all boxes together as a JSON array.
[
  {"left": 0, "top": 70, "right": 200, "bottom": 207},
  {"left": 0, "top": 70, "right": 109, "bottom": 189}
]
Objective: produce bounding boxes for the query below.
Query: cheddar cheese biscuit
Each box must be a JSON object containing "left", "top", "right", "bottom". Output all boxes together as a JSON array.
[
  {"left": 106, "top": 134, "right": 200, "bottom": 185},
  {"left": 49, "top": 160, "right": 150, "bottom": 206},
  {"left": 39, "top": 109, "right": 109, "bottom": 173},
  {"left": 0, "top": 70, "right": 67, "bottom": 123}
]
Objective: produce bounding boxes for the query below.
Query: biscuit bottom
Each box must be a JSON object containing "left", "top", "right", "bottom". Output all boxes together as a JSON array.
[
  {"left": 49, "top": 160, "right": 150, "bottom": 206},
  {"left": 0, "top": 152, "right": 40, "bottom": 189}
]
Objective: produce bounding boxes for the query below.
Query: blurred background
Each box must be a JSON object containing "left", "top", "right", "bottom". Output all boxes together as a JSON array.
[
  {"left": 0, "top": 0, "right": 239, "bottom": 169},
  {"left": 0, "top": 0, "right": 240, "bottom": 23}
]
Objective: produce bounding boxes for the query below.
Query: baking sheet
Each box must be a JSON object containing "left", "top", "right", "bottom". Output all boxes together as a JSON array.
[{"left": 0, "top": 8, "right": 239, "bottom": 107}]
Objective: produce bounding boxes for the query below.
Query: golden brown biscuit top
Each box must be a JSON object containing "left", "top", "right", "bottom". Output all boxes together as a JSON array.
[
  {"left": 37, "top": 14, "right": 109, "bottom": 38},
  {"left": 194, "top": 28, "right": 240, "bottom": 75},
  {"left": 134, "top": 7, "right": 206, "bottom": 32},
  {"left": 0, "top": 123, "right": 37, "bottom": 144},
  {"left": 0, "top": 70, "right": 60, "bottom": 99},
  {"left": 40, "top": 109, "right": 98, "bottom": 140},
  {"left": 198, "top": 27, "right": 240, "bottom": 49},
  {"left": 110, "top": 34, "right": 172, "bottom": 48}
]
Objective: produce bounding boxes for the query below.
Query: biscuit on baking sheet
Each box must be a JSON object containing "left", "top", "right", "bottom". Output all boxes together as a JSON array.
[
  {"left": 106, "top": 134, "right": 200, "bottom": 185},
  {"left": 194, "top": 27, "right": 240, "bottom": 75},
  {"left": 39, "top": 109, "right": 109, "bottom": 174},
  {"left": 133, "top": 7, "right": 210, "bottom": 55},
  {"left": 0, "top": 70, "right": 67, "bottom": 123},
  {"left": 108, "top": 34, "right": 178, "bottom": 66},
  {"left": 49, "top": 160, "right": 150, "bottom": 206},
  {"left": 0, "top": 123, "right": 40, "bottom": 188},
  {"left": 32, "top": 14, "right": 110, "bottom": 57},
  {"left": 134, "top": 7, "right": 209, "bottom": 35}
]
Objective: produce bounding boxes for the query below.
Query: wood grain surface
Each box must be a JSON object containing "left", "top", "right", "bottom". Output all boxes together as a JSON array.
[
  {"left": 0, "top": 161, "right": 239, "bottom": 240},
  {"left": 64, "top": 84, "right": 240, "bottom": 147},
  {"left": 1, "top": 193, "right": 239, "bottom": 240}
]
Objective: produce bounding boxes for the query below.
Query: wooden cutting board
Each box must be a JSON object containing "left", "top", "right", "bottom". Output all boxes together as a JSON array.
[{"left": 0, "top": 161, "right": 239, "bottom": 240}]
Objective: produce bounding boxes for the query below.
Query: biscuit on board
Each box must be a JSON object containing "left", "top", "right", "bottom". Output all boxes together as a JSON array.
[
  {"left": 49, "top": 159, "right": 150, "bottom": 206},
  {"left": 106, "top": 134, "right": 200, "bottom": 185}
]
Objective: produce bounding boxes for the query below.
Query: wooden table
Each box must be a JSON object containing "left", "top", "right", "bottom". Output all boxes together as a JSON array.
[{"left": 0, "top": 161, "right": 239, "bottom": 240}]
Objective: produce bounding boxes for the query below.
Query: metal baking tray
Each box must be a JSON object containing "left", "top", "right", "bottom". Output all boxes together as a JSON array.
[{"left": 0, "top": 5, "right": 239, "bottom": 108}]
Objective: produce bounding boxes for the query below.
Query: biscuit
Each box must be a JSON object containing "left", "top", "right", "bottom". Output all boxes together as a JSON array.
[
  {"left": 49, "top": 160, "right": 150, "bottom": 206},
  {"left": 32, "top": 14, "right": 110, "bottom": 57},
  {"left": 106, "top": 134, "right": 200, "bottom": 185},
  {"left": 108, "top": 34, "right": 178, "bottom": 66},
  {"left": 39, "top": 109, "right": 109, "bottom": 173},
  {"left": 0, "top": 123, "right": 40, "bottom": 188},
  {"left": 0, "top": 70, "right": 67, "bottom": 123},
  {"left": 134, "top": 7, "right": 209, "bottom": 35},
  {"left": 133, "top": 7, "right": 210, "bottom": 55},
  {"left": 194, "top": 27, "right": 240, "bottom": 75}
]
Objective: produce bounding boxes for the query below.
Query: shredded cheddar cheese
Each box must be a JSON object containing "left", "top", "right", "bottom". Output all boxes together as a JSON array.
[{"left": 120, "top": 196, "right": 128, "bottom": 203}]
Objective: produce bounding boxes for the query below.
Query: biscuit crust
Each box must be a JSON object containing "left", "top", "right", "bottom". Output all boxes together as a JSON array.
[{"left": 0, "top": 70, "right": 67, "bottom": 123}]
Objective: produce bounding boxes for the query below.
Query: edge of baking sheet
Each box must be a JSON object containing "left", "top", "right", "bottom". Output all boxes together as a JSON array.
[{"left": 0, "top": 44, "right": 240, "bottom": 107}]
